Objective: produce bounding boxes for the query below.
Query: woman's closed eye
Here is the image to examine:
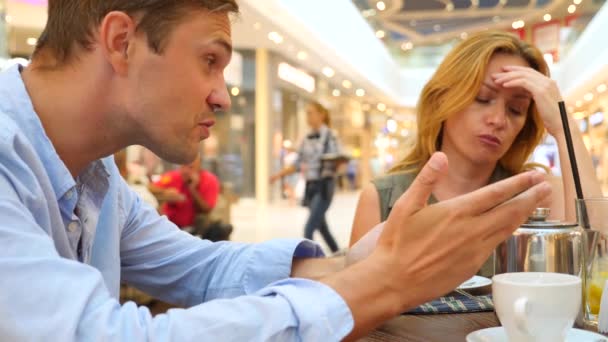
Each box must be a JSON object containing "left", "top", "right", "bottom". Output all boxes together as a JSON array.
[{"left": 475, "top": 97, "right": 492, "bottom": 104}]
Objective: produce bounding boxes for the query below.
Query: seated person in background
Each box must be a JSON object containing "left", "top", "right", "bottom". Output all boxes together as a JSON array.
[
  {"left": 114, "top": 149, "right": 159, "bottom": 210},
  {"left": 350, "top": 31, "right": 602, "bottom": 276},
  {"left": 152, "top": 154, "right": 231, "bottom": 240}
]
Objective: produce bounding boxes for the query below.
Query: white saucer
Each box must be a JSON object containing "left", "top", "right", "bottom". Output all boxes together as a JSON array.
[
  {"left": 458, "top": 275, "right": 492, "bottom": 290},
  {"left": 466, "top": 327, "right": 608, "bottom": 342}
]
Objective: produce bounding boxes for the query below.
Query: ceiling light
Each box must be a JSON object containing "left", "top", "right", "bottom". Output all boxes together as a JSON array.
[
  {"left": 544, "top": 14, "right": 552, "bottom": 21},
  {"left": 512, "top": 20, "right": 525, "bottom": 29},
  {"left": 342, "top": 80, "right": 352, "bottom": 89},
  {"left": 297, "top": 51, "right": 308, "bottom": 60},
  {"left": 230, "top": 87, "right": 240, "bottom": 96},
  {"left": 356, "top": 89, "right": 366, "bottom": 97},
  {"left": 387, "top": 119, "right": 397, "bottom": 133},
  {"left": 460, "top": 32, "right": 468, "bottom": 40},
  {"left": 268, "top": 32, "right": 283, "bottom": 44},
  {"left": 376, "top": 30, "right": 386, "bottom": 39},
  {"left": 433, "top": 24, "right": 441, "bottom": 32},
  {"left": 597, "top": 84, "right": 607, "bottom": 93},
  {"left": 253, "top": 22, "right": 261, "bottom": 30},
  {"left": 322, "top": 67, "right": 335, "bottom": 78},
  {"left": 568, "top": 4, "right": 576, "bottom": 14},
  {"left": 584, "top": 93, "right": 594, "bottom": 102},
  {"left": 377, "top": 103, "right": 387, "bottom": 112},
  {"left": 26, "top": 37, "right": 38, "bottom": 46},
  {"left": 401, "top": 42, "right": 414, "bottom": 50},
  {"left": 332, "top": 89, "right": 341, "bottom": 97},
  {"left": 574, "top": 0, "right": 582, "bottom": 4},
  {"left": 376, "top": 1, "right": 386, "bottom": 11},
  {"left": 446, "top": 2, "right": 454, "bottom": 11},
  {"left": 362, "top": 9, "right": 377, "bottom": 17},
  {"left": 576, "top": 100, "right": 583, "bottom": 108}
]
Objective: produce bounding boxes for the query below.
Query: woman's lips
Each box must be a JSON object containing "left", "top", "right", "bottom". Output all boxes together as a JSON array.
[{"left": 478, "top": 134, "right": 501, "bottom": 148}]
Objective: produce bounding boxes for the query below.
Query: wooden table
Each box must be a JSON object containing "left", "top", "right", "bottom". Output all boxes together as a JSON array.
[{"left": 360, "top": 312, "right": 499, "bottom": 342}]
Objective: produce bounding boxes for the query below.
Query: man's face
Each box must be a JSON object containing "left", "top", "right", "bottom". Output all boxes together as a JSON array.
[{"left": 123, "top": 10, "right": 232, "bottom": 164}]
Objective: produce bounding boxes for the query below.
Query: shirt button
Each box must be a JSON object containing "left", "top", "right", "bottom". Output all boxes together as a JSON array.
[
  {"left": 65, "top": 189, "right": 74, "bottom": 200},
  {"left": 68, "top": 222, "right": 79, "bottom": 232}
]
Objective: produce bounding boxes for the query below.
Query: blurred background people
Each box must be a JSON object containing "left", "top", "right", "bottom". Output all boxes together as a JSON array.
[
  {"left": 151, "top": 154, "right": 232, "bottom": 242},
  {"left": 271, "top": 101, "right": 343, "bottom": 253},
  {"left": 280, "top": 140, "right": 301, "bottom": 204},
  {"left": 114, "top": 149, "right": 159, "bottom": 210}
]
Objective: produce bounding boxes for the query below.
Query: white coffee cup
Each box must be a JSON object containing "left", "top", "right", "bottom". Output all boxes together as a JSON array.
[{"left": 493, "top": 272, "right": 581, "bottom": 342}]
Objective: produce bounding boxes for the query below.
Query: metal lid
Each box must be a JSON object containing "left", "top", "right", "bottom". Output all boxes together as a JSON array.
[{"left": 520, "top": 208, "right": 578, "bottom": 229}]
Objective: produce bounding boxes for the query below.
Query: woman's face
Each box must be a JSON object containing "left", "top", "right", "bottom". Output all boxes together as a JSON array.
[
  {"left": 441, "top": 53, "right": 533, "bottom": 167},
  {"left": 306, "top": 105, "right": 324, "bottom": 128}
]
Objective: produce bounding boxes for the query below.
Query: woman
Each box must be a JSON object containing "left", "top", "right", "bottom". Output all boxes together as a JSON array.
[
  {"left": 271, "top": 101, "right": 342, "bottom": 253},
  {"left": 349, "top": 31, "right": 601, "bottom": 272}
]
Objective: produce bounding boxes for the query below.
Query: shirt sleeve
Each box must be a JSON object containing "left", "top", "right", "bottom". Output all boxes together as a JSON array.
[
  {"left": 327, "top": 130, "right": 342, "bottom": 155},
  {"left": 0, "top": 168, "right": 354, "bottom": 341},
  {"left": 293, "top": 139, "right": 306, "bottom": 172}
]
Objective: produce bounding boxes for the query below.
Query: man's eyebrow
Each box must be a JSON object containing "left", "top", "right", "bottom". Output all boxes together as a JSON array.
[{"left": 211, "top": 38, "right": 233, "bottom": 57}]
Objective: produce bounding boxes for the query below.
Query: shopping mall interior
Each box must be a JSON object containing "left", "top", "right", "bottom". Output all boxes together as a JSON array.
[
  {"left": 2, "top": 0, "right": 608, "bottom": 250},
  {"left": 2, "top": 0, "right": 608, "bottom": 334}
]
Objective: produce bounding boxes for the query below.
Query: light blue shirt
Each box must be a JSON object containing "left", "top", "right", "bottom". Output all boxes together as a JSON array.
[{"left": 0, "top": 65, "right": 353, "bottom": 341}]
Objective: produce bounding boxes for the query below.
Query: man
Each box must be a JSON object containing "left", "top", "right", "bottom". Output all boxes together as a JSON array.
[
  {"left": 152, "top": 154, "right": 231, "bottom": 239},
  {"left": 0, "top": 1, "right": 550, "bottom": 341}
]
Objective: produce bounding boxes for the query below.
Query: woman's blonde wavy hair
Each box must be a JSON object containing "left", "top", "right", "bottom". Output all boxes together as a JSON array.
[{"left": 389, "top": 31, "right": 548, "bottom": 175}]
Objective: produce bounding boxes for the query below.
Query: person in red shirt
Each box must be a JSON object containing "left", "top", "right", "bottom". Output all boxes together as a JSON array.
[{"left": 153, "top": 154, "right": 220, "bottom": 233}]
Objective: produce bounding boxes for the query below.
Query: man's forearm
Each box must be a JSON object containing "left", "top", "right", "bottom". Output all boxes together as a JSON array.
[
  {"left": 320, "top": 256, "right": 403, "bottom": 341},
  {"left": 291, "top": 255, "right": 403, "bottom": 341},
  {"left": 291, "top": 256, "right": 345, "bottom": 280}
]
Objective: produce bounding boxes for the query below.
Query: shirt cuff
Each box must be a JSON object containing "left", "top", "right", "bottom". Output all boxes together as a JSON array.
[
  {"left": 244, "top": 239, "right": 324, "bottom": 294},
  {"left": 257, "top": 278, "right": 354, "bottom": 341}
]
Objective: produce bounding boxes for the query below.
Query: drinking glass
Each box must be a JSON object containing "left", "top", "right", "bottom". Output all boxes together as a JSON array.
[{"left": 577, "top": 198, "right": 608, "bottom": 329}]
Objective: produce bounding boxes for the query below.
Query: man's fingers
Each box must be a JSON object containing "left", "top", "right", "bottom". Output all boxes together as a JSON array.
[
  {"left": 477, "top": 180, "right": 552, "bottom": 245},
  {"left": 444, "top": 171, "right": 545, "bottom": 216},
  {"left": 391, "top": 152, "right": 448, "bottom": 218}
]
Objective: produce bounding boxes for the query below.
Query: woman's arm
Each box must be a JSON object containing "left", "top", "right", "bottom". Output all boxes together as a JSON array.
[
  {"left": 349, "top": 183, "right": 382, "bottom": 246},
  {"left": 493, "top": 66, "right": 602, "bottom": 221},
  {"left": 269, "top": 165, "right": 297, "bottom": 184}
]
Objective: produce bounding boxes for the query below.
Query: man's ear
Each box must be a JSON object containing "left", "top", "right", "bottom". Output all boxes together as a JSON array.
[{"left": 98, "top": 11, "right": 138, "bottom": 76}]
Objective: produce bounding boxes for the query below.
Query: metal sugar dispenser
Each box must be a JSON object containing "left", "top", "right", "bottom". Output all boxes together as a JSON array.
[{"left": 494, "top": 208, "right": 584, "bottom": 277}]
